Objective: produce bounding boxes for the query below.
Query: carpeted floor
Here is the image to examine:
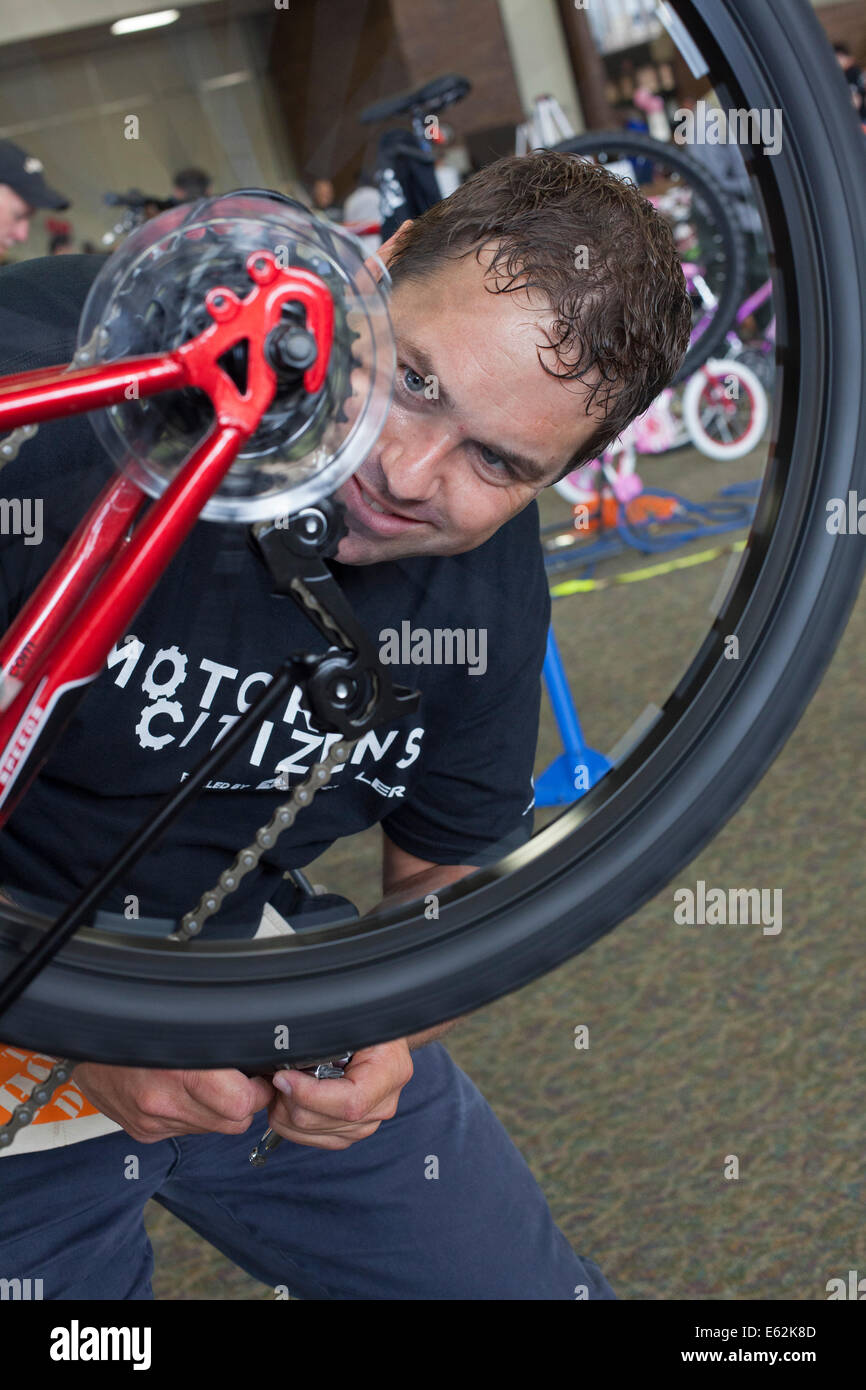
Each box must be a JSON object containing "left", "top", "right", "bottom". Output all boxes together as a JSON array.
[{"left": 144, "top": 435, "right": 866, "bottom": 1299}]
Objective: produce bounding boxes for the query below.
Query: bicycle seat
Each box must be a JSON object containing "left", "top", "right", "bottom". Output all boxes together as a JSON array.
[{"left": 360, "top": 73, "right": 471, "bottom": 124}]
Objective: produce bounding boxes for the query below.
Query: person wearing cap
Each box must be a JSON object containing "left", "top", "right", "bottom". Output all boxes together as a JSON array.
[
  {"left": 0, "top": 140, "right": 69, "bottom": 254},
  {"left": 172, "top": 166, "right": 213, "bottom": 204}
]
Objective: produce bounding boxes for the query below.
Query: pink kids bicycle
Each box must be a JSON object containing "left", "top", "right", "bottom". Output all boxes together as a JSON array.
[{"left": 555, "top": 268, "right": 772, "bottom": 514}]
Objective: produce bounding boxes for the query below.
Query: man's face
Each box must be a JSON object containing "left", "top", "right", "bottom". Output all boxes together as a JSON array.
[
  {"left": 334, "top": 244, "right": 598, "bottom": 565},
  {"left": 0, "top": 185, "right": 32, "bottom": 250}
]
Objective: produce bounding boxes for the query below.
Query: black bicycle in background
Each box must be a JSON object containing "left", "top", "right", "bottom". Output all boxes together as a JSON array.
[
  {"left": 359, "top": 72, "right": 470, "bottom": 240},
  {"left": 101, "top": 188, "right": 177, "bottom": 249}
]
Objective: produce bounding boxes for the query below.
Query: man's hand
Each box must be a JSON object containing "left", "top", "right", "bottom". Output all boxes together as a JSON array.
[
  {"left": 266, "top": 1040, "right": 414, "bottom": 1151},
  {"left": 73, "top": 1063, "right": 276, "bottom": 1144},
  {"left": 48, "top": 840, "right": 468, "bottom": 1151}
]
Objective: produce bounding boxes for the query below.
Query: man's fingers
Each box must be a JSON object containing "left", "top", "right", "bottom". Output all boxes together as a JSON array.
[
  {"left": 269, "top": 1094, "right": 395, "bottom": 1135},
  {"left": 244, "top": 1074, "right": 279, "bottom": 1113},
  {"left": 265, "top": 1094, "right": 384, "bottom": 1144},
  {"left": 261, "top": 1041, "right": 414, "bottom": 1148},
  {"left": 264, "top": 1123, "right": 377, "bottom": 1152},
  {"left": 179, "top": 1069, "right": 275, "bottom": 1127},
  {"left": 274, "top": 1070, "right": 381, "bottom": 1124},
  {"left": 129, "top": 1121, "right": 218, "bottom": 1143},
  {"left": 274, "top": 1045, "right": 411, "bottom": 1122},
  {"left": 346, "top": 1043, "right": 414, "bottom": 1091}
]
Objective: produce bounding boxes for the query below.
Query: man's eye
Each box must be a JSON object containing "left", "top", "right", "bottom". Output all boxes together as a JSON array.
[
  {"left": 477, "top": 444, "right": 507, "bottom": 470},
  {"left": 402, "top": 367, "right": 426, "bottom": 393}
]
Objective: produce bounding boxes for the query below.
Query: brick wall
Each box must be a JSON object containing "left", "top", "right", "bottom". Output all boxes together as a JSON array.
[
  {"left": 389, "top": 0, "right": 523, "bottom": 134},
  {"left": 263, "top": 0, "right": 524, "bottom": 196},
  {"left": 261, "top": 0, "right": 411, "bottom": 198},
  {"left": 813, "top": 0, "right": 866, "bottom": 65}
]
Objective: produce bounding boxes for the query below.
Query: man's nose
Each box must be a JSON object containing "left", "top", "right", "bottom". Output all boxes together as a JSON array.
[
  {"left": 380, "top": 421, "right": 456, "bottom": 503},
  {"left": 15, "top": 221, "right": 29, "bottom": 244}
]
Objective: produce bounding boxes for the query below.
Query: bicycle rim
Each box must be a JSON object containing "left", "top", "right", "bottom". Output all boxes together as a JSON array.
[{"left": 0, "top": 0, "right": 864, "bottom": 1068}]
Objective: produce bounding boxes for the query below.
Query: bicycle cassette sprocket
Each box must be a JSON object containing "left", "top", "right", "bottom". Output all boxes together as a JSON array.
[{"left": 76, "top": 190, "right": 395, "bottom": 522}]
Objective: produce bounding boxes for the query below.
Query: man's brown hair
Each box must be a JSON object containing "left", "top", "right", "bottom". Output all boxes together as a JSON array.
[{"left": 386, "top": 150, "right": 693, "bottom": 476}]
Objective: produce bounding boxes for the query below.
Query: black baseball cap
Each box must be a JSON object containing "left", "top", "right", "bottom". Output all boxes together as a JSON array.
[{"left": 0, "top": 141, "right": 69, "bottom": 210}]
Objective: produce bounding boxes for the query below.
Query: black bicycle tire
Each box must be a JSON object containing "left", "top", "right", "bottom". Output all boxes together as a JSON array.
[
  {"left": 551, "top": 127, "right": 747, "bottom": 381},
  {"left": 1, "top": 0, "right": 865, "bottom": 1069}
]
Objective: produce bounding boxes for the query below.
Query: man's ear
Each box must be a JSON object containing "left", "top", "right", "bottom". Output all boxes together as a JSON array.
[{"left": 362, "top": 219, "right": 413, "bottom": 284}]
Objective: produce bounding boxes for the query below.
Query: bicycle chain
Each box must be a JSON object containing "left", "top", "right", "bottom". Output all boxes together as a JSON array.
[
  {"left": 172, "top": 565, "right": 373, "bottom": 941},
  {"left": 288, "top": 573, "right": 346, "bottom": 643},
  {"left": 171, "top": 732, "right": 356, "bottom": 941},
  {"left": 0, "top": 1057, "right": 75, "bottom": 1152},
  {"left": 0, "top": 569, "right": 371, "bottom": 1150}
]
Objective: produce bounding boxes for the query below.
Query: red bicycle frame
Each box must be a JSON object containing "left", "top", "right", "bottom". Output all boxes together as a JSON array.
[{"left": 0, "top": 249, "right": 334, "bottom": 825}]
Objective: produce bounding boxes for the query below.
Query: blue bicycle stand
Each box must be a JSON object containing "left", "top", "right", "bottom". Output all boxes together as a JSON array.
[{"left": 535, "top": 625, "right": 611, "bottom": 807}]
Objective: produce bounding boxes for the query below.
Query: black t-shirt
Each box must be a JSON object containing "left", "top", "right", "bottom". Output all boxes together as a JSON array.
[{"left": 0, "top": 255, "right": 550, "bottom": 929}]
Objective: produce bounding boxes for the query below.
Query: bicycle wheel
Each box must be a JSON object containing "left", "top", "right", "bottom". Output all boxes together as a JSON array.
[
  {"left": 683, "top": 358, "right": 769, "bottom": 459},
  {"left": 551, "top": 128, "right": 747, "bottom": 382},
  {"left": 553, "top": 466, "right": 599, "bottom": 508},
  {"left": 0, "top": 0, "right": 864, "bottom": 1069}
]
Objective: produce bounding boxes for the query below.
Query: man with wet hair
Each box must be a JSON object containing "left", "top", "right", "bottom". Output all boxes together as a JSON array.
[{"left": 0, "top": 152, "right": 690, "bottom": 1300}]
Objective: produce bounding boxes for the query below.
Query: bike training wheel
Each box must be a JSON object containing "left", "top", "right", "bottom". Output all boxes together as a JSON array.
[
  {"left": 0, "top": 0, "right": 864, "bottom": 1069},
  {"left": 551, "top": 127, "right": 746, "bottom": 383},
  {"left": 683, "top": 358, "right": 769, "bottom": 460},
  {"left": 553, "top": 468, "right": 598, "bottom": 508}
]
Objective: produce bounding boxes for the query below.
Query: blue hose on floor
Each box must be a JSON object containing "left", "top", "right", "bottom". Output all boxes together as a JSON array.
[
  {"left": 614, "top": 483, "right": 757, "bottom": 554},
  {"left": 542, "top": 481, "right": 760, "bottom": 574}
]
